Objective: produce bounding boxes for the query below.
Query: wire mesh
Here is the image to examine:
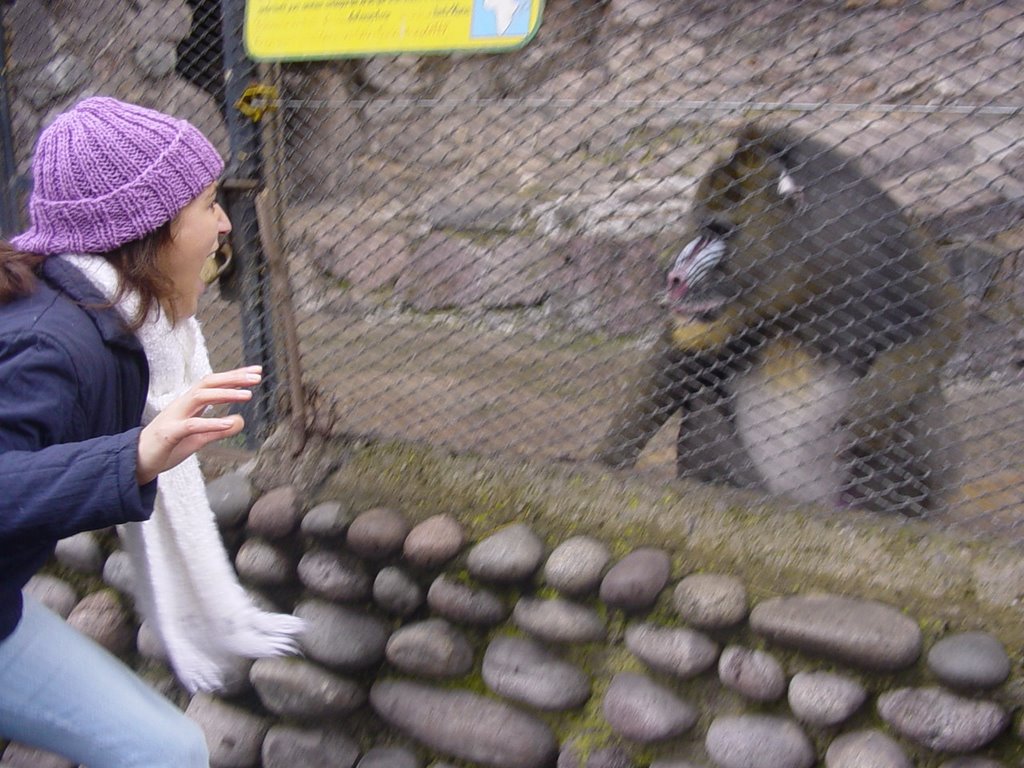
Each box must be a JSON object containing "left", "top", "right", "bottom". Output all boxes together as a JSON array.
[{"left": 3, "top": 0, "right": 1023, "bottom": 540}]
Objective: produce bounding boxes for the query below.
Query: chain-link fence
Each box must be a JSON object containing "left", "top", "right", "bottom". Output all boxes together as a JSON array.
[{"left": 4, "top": 1, "right": 1023, "bottom": 540}]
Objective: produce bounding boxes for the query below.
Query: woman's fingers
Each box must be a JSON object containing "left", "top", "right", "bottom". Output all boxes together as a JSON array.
[
  {"left": 137, "top": 412, "right": 246, "bottom": 485},
  {"left": 164, "top": 367, "right": 262, "bottom": 417},
  {"left": 136, "top": 366, "right": 261, "bottom": 485},
  {"left": 180, "top": 387, "right": 254, "bottom": 415},
  {"left": 173, "top": 414, "right": 244, "bottom": 439},
  {"left": 199, "top": 366, "right": 263, "bottom": 389}
]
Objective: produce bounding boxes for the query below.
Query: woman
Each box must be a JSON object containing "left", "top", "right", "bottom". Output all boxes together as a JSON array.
[{"left": 0, "top": 97, "right": 302, "bottom": 767}]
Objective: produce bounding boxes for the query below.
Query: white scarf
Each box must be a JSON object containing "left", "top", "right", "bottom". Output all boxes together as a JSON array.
[{"left": 62, "top": 254, "right": 305, "bottom": 693}]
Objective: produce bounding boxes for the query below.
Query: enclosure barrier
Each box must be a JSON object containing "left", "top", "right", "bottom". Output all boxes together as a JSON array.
[
  {"left": 11, "top": 437, "right": 1024, "bottom": 766},
  {"left": 2, "top": 0, "right": 1024, "bottom": 764}
]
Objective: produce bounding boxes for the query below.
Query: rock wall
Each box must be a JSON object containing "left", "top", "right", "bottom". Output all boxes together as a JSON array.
[
  {"left": 7, "top": 435, "right": 1024, "bottom": 768},
  {"left": 4, "top": 6, "right": 1024, "bottom": 761},
  {"left": 10, "top": 1, "right": 1016, "bottom": 349},
  {"left": 277, "top": 1, "right": 1024, "bottom": 349},
  {"left": 5, "top": 1, "right": 1024, "bottom": 466},
  {"left": 3, "top": 0, "right": 227, "bottom": 198}
]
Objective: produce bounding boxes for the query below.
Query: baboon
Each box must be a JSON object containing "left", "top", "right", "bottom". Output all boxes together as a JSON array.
[{"left": 597, "top": 123, "right": 965, "bottom": 516}]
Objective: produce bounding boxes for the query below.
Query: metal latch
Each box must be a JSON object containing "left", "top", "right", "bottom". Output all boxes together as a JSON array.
[{"left": 235, "top": 84, "right": 279, "bottom": 123}]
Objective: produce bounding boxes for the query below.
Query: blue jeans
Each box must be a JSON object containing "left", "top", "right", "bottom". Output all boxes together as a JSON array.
[{"left": 0, "top": 595, "right": 209, "bottom": 768}]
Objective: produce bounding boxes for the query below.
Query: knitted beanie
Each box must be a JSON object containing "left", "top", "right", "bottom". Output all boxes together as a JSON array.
[{"left": 11, "top": 97, "right": 225, "bottom": 255}]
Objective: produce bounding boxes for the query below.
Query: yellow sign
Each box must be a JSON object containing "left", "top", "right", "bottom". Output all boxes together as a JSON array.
[{"left": 245, "top": 0, "right": 543, "bottom": 59}]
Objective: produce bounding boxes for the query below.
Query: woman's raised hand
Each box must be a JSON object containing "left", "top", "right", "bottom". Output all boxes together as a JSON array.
[{"left": 136, "top": 366, "right": 262, "bottom": 485}]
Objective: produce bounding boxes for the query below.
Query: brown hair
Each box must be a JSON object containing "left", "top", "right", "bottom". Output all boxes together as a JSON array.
[
  {"left": 0, "top": 242, "right": 45, "bottom": 300},
  {"left": 0, "top": 222, "right": 176, "bottom": 331}
]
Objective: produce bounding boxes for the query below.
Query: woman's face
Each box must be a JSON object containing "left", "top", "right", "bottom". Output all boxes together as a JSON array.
[{"left": 160, "top": 182, "right": 231, "bottom": 320}]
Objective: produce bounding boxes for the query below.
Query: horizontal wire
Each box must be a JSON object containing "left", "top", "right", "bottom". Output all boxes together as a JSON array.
[{"left": 278, "top": 96, "right": 1024, "bottom": 117}]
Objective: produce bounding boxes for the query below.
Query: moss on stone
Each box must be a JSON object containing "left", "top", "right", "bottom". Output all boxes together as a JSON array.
[{"left": 310, "top": 437, "right": 1024, "bottom": 672}]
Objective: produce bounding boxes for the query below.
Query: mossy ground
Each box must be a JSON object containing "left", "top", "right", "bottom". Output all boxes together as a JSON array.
[{"left": 245, "top": 432, "right": 1024, "bottom": 763}]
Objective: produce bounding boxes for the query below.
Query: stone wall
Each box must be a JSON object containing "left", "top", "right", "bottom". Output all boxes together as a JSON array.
[
  {"left": 9, "top": 1, "right": 1018, "bottom": 349},
  {"left": 6, "top": 435, "right": 1023, "bottom": 768},
  {"left": 3, "top": 6, "right": 1024, "bottom": 762},
  {"left": 5, "top": 1, "right": 1024, "bottom": 499},
  {"left": 277, "top": 1, "right": 1024, "bottom": 348},
  {"left": 3, "top": 0, "right": 227, "bottom": 198}
]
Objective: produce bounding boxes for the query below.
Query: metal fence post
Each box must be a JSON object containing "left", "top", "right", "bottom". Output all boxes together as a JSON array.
[
  {"left": 0, "top": 4, "right": 22, "bottom": 238},
  {"left": 219, "top": 0, "right": 276, "bottom": 444}
]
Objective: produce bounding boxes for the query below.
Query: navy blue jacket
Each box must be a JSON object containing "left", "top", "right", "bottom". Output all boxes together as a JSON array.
[{"left": 0, "top": 257, "right": 157, "bottom": 639}]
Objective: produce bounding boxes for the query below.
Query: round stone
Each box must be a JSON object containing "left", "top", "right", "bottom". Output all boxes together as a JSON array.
[
  {"left": 134, "top": 40, "right": 178, "bottom": 79},
  {"left": 101, "top": 549, "right": 136, "bottom": 596},
  {"left": 250, "top": 657, "right": 366, "bottom": 718},
  {"left": 136, "top": 620, "right": 167, "bottom": 660},
  {"left": 544, "top": 535, "right": 611, "bottom": 596},
  {"left": 788, "top": 671, "right": 867, "bottom": 727},
  {"left": 877, "top": 687, "right": 1008, "bottom": 751},
  {"left": 750, "top": 594, "right": 922, "bottom": 671},
  {"left": 67, "top": 590, "right": 133, "bottom": 654},
  {"left": 205, "top": 469, "right": 255, "bottom": 528},
  {"left": 718, "top": 645, "right": 786, "bottom": 702},
  {"left": 938, "top": 759, "right": 1004, "bottom": 768},
  {"left": 385, "top": 618, "right": 474, "bottom": 679},
  {"left": 512, "top": 596, "right": 606, "bottom": 644},
  {"left": 0, "top": 742, "right": 78, "bottom": 767},
  {"left": 481, "top": 634, "right": 591, "bottom": 711},
  {"left": 404, "top": 514, "right": 466, "bottom": 569},
  {"left": 825, "top": 730, "right": 910, "bottom": 768},
  {"left": 357, "top": 746, "right": 422, "bottom": 768},
  {"left": 24, "top": 573, "right": 78, "bottom": 618},
  {"left": 301, "top": 500, "right": 354, "bottom": 538},
  {"left": 186, "top": 693, "right": 269, "bottom": 768},
  {"left": 467, "top": 523, "right": 545, "bottom": 584},
  {"left": 294, "top": 599, "right": 390, "bottom": 671},
  {"left": 298, "top": 549, "right": 372, "bottom": 602},
  {"left": 54, "top": 531, "right": 104, "bottom": 574},
  {"left": 235, "top": 539, "right": 294, "bottom": 586},
  {"left": 926, "top": 631, "right": 1010, "bottom": 690},
  {"left": 589, "top": 751, "right": 633, "bottom": 768},
  {"left": 624, "top": 622, "right": 719, "bottom": 680},
  {"left": 261, "top": 725, "right": 359, "bottom": 768},
  {"left": 705, "top": 715, "right": 814, "bottom": 768},
  {"left": 347, "top": 507, "right": 411, "bottom": 560},
  {"left": 603, "top": 671, "right": 698, "bottom": 742},
  {"left": 247, "top": 485, "right": 300, "bottom": 539},
  {"left": 373, "top": 566, "right": 424, "bottom": 616},
  {"left": 370, "top": 680, "right": 558, "bottom": 768},
  {"left": 599, "top": 548, "right": 671, "bottom": 611},
  {"left": 426, "top": 575, "right": 508, "bottom": 626},
  {"left": 673, "top": 573, "right": 748, "bottom": 628}
]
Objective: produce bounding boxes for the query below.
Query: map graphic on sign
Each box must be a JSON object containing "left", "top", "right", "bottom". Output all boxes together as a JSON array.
[
  {"left": 471, "top": 0, "right": 530, "bottom": 37},
  {"left": 245, "top": 0, "right": 543, "bottom": 60}
]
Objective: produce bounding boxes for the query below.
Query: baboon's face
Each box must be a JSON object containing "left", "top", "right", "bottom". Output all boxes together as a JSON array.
[
  {"left": 667, "top": 134, "right": 808, "bottom": 352},
  {"left": 666, "top": 222, "right": 744, "bottom": 350}
]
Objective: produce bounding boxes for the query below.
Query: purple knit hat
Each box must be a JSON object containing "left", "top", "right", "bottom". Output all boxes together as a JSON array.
[{"left": 11, "top": 97, "right": 225, "bottom": 255}]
